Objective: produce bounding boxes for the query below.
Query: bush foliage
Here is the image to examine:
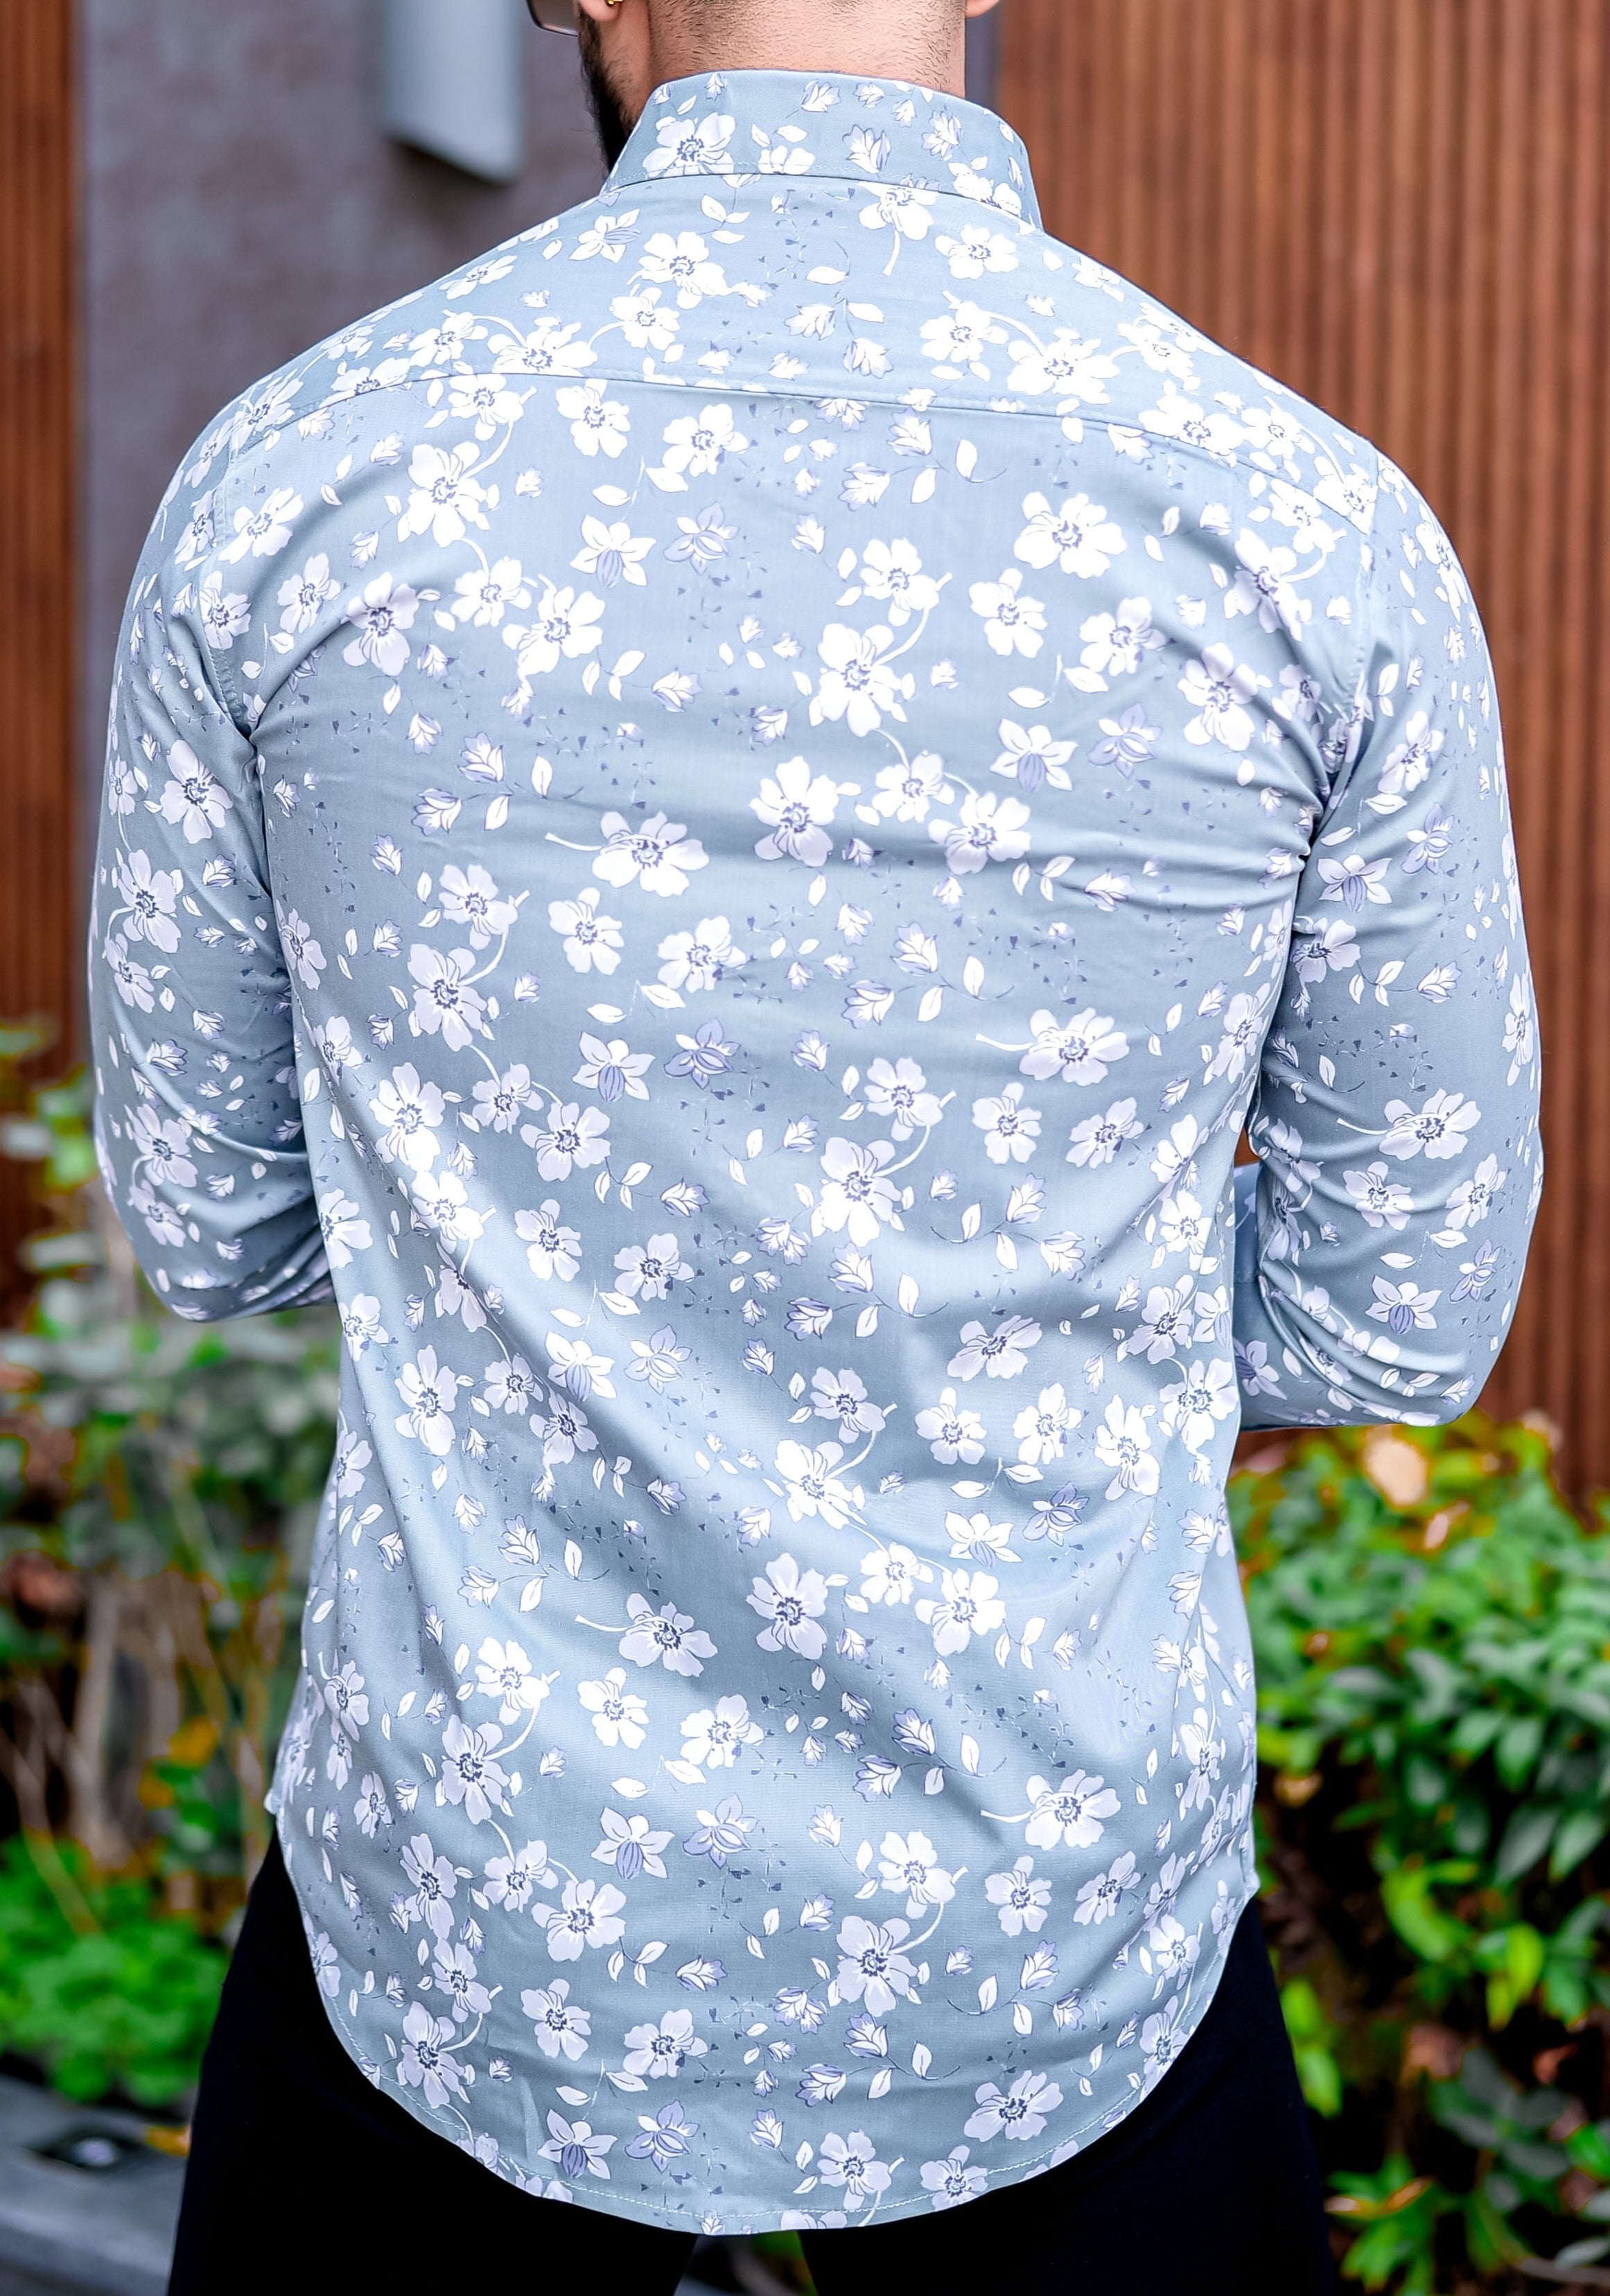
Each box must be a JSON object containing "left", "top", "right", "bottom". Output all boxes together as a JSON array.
[{"left": 1241, "top": 1418, "right": 1610, "bottom": 2290}]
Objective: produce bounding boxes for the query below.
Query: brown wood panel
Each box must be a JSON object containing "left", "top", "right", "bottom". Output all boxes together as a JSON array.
[
  {"left": 0, "top": 0, "right": 78, "bottom": 1295},
  {"left": 999, "top": 0, "right": 1610, "bottom": 1489}
]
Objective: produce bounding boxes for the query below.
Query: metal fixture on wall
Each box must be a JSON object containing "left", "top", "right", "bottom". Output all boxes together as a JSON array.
[{"left": 380, "top": 0, "right": 527, "bottom": 184}]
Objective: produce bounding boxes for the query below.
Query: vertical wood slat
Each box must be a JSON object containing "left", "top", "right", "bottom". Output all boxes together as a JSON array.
[
  {"left": 999, "top": 0, "right": 1610, "bottom": 1490},
  {"left": 0, "top": 0, "right": 77, "bottom": 1292}
]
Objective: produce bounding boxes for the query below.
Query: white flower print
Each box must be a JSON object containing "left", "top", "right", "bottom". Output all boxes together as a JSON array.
[
  {"left": 158, "top": 742, "right": 234, "bottom": 843},
  {"left": 859, "top": 1542, "right": 934, "bottom": 1606},
  {"left": 857, "top": 538, "right": 942, "bottom": 624},
  {"left": 972, "top": 1082, "right": 1042, "bottom": 1164},
  {"left": 619, "top": 1594, "right": 716, "bottom": 1678},
  {"left": 594, "top": 810, "right": 708, "bottom": 896},
  {"left": 548, "top": 887, "right": 624, "bottom": 974},
  {"left": 1080, "top": 595, "right": 1165, "bottom": 677},
  {"left": 915, "top": 1390, "right": 987, "bottom": 1464},
  {"left": 680, "top": 1694, "right": 762, "bottom": 1769},
  {"left": 399, "top": 2002, "right": 463, "bottom": 2107},
  {"left": 921, "top": 2147, "right": 990, "bottom": 2209},
  {"left": 1014, "top": 1384, "right": 1078, "bottom": 1464},
  {"left": 752, "top": 757, "right": 843, "bottom": 865},
  {"left": 614, "top": 1234, "right": 692, "bottom": 1301},
  {"left": 1067, "top": 1097, "right": 1144, "bottom": 1168},
  {"left": 653, "top": 914, "right": 744, "bottom": 991},
  {"left": 871, "top": 749, "right": 950, "bottom": 820},
  {"left": 537, "top": 1877, "right": 627, "bottom": 1961},
  {"left": 440, "top": 865, "right": 518, "bottom": 949},
  {"left": 1380, "top": 1089, "right": 1481, "bottom": 1162},
  {"left": 115, "top": 850, "right": 182, "bottom": 952},
  {"left": 1095, "top": 1396, "right": 1160, "bottom": 1498},
  {"left": 1226, "top": 529, "right": 1306, "bottom": 638},
  {"left": 437, "top": 1716, "right": 513, "bottom": 1824},
  {"left": 1345, "top": 1162, "right": 1414, "bottom": 1230},
  {"left": 399, "top": 441, "right": 489, "bottom": 547},
  {"left": 653, "top": 402, "right": 749, "bottom": 487},
  {"left": 811, "top": 623, "right": 913, "bottom": 735},
  {"left": 916, "top": 1568, "right": 1006, "bottom": 1656},
  {"left": 342, "top": 573, "right": 417, "bottom": 676},
  {"left": 578, "top": 1670, "right": 649, "bottom": 1750},
  {"left": 220, "top": 486, "right": 301, "bottom": 563},
  {"left": 970, "top": 568, "right": 1047, "bottom": 656},
  {"left": 1023, "top": 1770, "right": 1121, "bottom": 1850},
  {"left": 931, "top": 790, "right": 1032, "bottom": 875},
  {"left": 572, "top": 517, "right": 654, "bottom": 588},
  {"left": 1015, "top": 490, "right": 1125, "bottom": 578},
  {"left": 523, "top": 1101, "right": 610, "bottom": 1182},
  {"left": 450, "top": 557, "right": 530, "bottom": 627},
  {"left": 319, "top": 1193, "right": 371, "bottom": 1270},
  {"left": 749, "top": 1553, "right": 830, "bottom": 1656},
  {"left": 1179, "top": 644, "right": 1259, "bottom": 751},
  {"left": 640, "top": 229, "right": 729, "bottom": 306},
  {"left": 947, "top": 1315, "right": 1042, "bottom": 1383},
  {"left": 818, "top": 2130, "right": 893, "bottom": 2210},
  {"left": 408, "top": 946, "right": 486, "bottom": 1052},
  {"left": 536, "top": 2110, "right": 615, "bottom": 2180},
  {"left": 865, "top": 1056, "right": 943, "bottom": 1137},
  {"left": 986, "top": 1855, "right": 1051, "bottom": 1936},
  {"left": 505, "top": 582, "right": 606, "bottom": 678},
  {"left": 556, "top": 380, "right": 631, "bottom": 459},
  {"left": 514, "top": 1200, "right": 581, "bottom": 1280},
  {"left": 878, "top": 1830, "right": 957, "bottom": 1916},
  {"left": 642, "top": 110, "right": 735, "bottom": 178},
  {"left": 394, "top": 1348, "right": 458, "bottom": 1455},
  {"left": 369, "top": 1064, "right": 445, "bottom": 1173},
  {"left": 623, "top": 2008, "right": 708, "bottom": 2078},
  {"left": 861, "top": 179, "right": 939, "bottom": 247},
  {"left": 1020, "top": 1008, "right": 1129, "bottom": 1087},
  {"left": 836, "top": 1916, "right": 918, "bottom": 2016},
  {"left": 814, "top": 1137, "right": 900, "bottom": 1245},
  {"left": 964, "top": 2071, "right": 1063, "bottom": 2144},
  {"left": 522, "top": 1979, "right": 591, "bottom": 2061},
  {"left": 475, "top": 1638, "right": 552, "bottom": 1724}
]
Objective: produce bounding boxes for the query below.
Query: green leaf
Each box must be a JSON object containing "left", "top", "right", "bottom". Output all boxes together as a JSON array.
[
  {"left": 1495, "top": 1713, "right": 1546, "bottom": 1789},
  {"left": 1550, "top": 1807, "right": 1609, "bottom": 1881},
  {"left": 1566, "top": 2123, "right": 1610, "bottom": 2184},
  {"left": 1381, "top": 1865, "right": 1477, "bottom": 1963},
  {"left": 1495, "top": 1805, "right": 1557, "bottom": 1883}
]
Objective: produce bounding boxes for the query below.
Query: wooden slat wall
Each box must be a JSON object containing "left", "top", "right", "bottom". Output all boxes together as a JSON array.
[
  {"left": 999, "top": 0, "right": 1610, "bottom": 1489},
  {"left": 0, "top": 0, "right": 78, "bottom": 1292}
]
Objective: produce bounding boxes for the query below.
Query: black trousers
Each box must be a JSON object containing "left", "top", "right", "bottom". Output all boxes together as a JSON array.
[{"left": 169, "top": 1833, "right": 1333, "bottom": 2295}]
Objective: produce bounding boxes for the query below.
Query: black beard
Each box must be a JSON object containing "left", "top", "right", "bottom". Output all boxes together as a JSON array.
[{"left": 577, "top": 21, "right": 634, "bottom": 168}]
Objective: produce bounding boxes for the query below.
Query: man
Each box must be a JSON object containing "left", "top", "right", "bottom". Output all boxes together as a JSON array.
[{"left": 91, "top": 1, "right": 1538, "bottom": 2287}]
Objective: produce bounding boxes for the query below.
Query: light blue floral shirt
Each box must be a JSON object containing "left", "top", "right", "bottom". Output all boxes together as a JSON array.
[{"left": 91, "top": 71, "right": 1539, "bottom": 2234}]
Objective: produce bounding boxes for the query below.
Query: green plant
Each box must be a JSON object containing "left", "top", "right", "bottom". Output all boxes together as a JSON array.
[
  {"left": 1240, "top": 1417, "right": 1610, "bottom": 2290},
  {"left": 0, "top": 1024, "right": 335, "bottom": 2103},
  {"left": 0, "top": 1830, "right": 225, "bottom": 2106}
]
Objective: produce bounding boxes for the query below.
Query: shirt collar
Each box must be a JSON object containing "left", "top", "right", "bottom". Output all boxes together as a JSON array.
[{"left": 604, "top": 69, "right": 1042, "bottom": 229}]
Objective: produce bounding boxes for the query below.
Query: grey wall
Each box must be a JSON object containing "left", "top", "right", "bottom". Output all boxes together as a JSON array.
[{"left": 82, "top": 0, "right": 604, "bottom": 786}]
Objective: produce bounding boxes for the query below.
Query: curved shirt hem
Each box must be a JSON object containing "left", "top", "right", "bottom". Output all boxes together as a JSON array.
[{"left": 276, "top": 1812, "right": 1258, "bottom": 2237}]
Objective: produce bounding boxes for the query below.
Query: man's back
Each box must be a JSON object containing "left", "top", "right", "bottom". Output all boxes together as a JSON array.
[{"left": 91, "top": 71, "right": 1537, "bottom": 2232}]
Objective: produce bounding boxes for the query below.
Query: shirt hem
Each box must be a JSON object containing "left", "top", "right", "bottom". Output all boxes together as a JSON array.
[{"left": 274, "top": 1812, "right": 1258, "bottom": 2237}]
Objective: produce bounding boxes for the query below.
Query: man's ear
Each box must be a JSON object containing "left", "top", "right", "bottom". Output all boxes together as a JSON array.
[
  {"left": 964, "top": 0, "right": 1006, "bottom": 18},
  {"left": 573, "top": 0, "right": 629, "bottom": 21}
]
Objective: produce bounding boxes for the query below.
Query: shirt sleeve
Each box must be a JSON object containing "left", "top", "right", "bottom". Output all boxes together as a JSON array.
[
  {"left": 1233, "top": 454, "right": 1542, "bottom": 1428},
  {"left": 87, "top": 435, "right": 331, "bottom": 1321}
]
